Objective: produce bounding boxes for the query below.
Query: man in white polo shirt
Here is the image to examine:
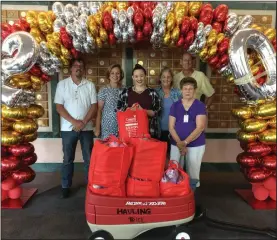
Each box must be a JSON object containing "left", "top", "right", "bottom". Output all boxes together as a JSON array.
[
  {"left": 54, "top": 59, "right": 97, "bottom": 198},
  {"left": 174, "top": 52, "right": 215, "bottom": 110}
]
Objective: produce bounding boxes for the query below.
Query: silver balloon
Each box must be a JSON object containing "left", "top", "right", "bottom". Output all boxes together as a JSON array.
[
  {"left": 224, "top": 12, "right": 239, "bottom": 37},
  {"left": 218, "top": 64, "right": 232, "bottom": 77},
  {"left": 238, "top": 15, "right": 254, "bottom": 29},
  {"left": 127, "top": 6, "right": 134, "bottom": 20},
  {"left": 197, "top": 36, "right": 206, "bottom": 50},
  {"left": 90, "top": 2, "right": 101, "bottom": 15},
  {"left": 196, "top": 22, "right": 204, "bottom": 39},
  {"left": 114, "top": 24, "right": 121, "bottom": 39},
  {"left": 159, "top": 24, "right": 166, "bottom": 35},
  {"left": 52, "top": 2, "right": 64, "bottom": 18},
  {"left": 229, "top": 28, "right": 276, "bottom": 100},
  {"left": 72, "top": 6, "right": 79, "bottom": 18},
  {"left": 204, "top": 24, "right": 212, "bottom": 36},
  {"left": 79, "top": 14, "right": 88, "bottom": 30},
  {"left": 119, "top": 10, "right": 127, "bottom": 29},
  {"left": 65, "top": 23, "right": 76, "bottom": 37},
  {"left": 1, "top": 31, "right": 39, "bottom": 85},
  {"left": 111, "top": 9, "right": 119, "bottom": 21},
  {"left": 127, "top": 22, "right": 135, "bottom": 37},
  {"left": 53, "top": 18, "right": 65, "bottom": 32},
  {"left": 64, "top": 4, "right": 75, "bottom": 23},
  {"left": 122, "top": 31, "right": 128, "bottom": 43}
]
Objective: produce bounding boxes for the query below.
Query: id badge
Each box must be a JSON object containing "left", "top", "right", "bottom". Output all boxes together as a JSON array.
[{"left": 183, "top": 114, "right": 189, "bottom": 123}]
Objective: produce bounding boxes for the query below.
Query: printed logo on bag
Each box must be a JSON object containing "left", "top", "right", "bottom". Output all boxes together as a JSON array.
[
  {"left": 125, "top": 115, "right": 138, "bottom": 136},
  {"left": 128, "top": 217, "right": 144, "bottom": 223},
  {"left": 116, "top": 208, "right": 151, "bottom": 215},
  {"left": 125, "top": 201, "right": 166, "bottom": 206}
]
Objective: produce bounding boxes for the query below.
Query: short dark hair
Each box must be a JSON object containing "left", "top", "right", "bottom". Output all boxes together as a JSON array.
[
  {"left": 132, "top": 63, "right": 146, "bottom": 75},
  {"left": 180, "top": 77, "right": 197, "bottom": 89},
  {"left": 70, "top": 59, "right": 85, "bottom": 69}
]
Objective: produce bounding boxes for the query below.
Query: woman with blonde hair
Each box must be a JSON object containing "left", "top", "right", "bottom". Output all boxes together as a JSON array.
[{"left": 95, "top": 64, "right": 124, "bottom": 139}]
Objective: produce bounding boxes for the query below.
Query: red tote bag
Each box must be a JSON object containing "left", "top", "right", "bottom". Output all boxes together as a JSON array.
[
  {"left": 88, "top": 136, "right": 134, "bottom": 187},
  {"left": 160, "top": 161, "right": 191, "bottom": 197},
  {"left": 117, "top": 104, "right": 149, "bottom": 141},
  {"left": 129, "top": 138, "right": 167, "bottom": 182}
]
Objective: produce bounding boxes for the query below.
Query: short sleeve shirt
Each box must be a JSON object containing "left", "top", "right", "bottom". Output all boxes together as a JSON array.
[
  {"left": 54, "top": 77, "right": 97, "bottom": 131},
  {"left": 169, "top": 99, "right": 206, "bottom": 147}
]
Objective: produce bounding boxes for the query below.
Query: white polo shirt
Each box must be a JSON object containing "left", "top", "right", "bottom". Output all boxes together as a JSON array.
[{"left": 54, "top": 77, "right": 97, "bottom": 131}]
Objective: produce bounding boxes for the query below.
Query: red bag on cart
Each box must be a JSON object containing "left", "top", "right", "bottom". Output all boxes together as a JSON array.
[
  {"left": 126, "top": 176, "right": 160, "bottom": 197},
  {"left": 160, "top": 161, "right": 191, "bottom": 197},
  {"left": 129, "top": 138, "right": 167, "bottom": 181},
  {"left": 88, "top": 136, "right": 134, "bottom": 188},
  {"left": 89, "top": 184, "right": 125, "bottom": 197},
  {"left": 117, "top": 104, "right": 149, "bottom": 140}
]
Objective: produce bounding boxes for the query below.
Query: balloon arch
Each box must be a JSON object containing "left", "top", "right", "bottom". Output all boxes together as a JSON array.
[{"left": 1, "top": 2, "right": 276, "bottom": 203}]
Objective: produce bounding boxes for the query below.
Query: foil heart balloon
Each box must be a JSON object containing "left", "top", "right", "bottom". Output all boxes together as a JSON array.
[
  {"left": 246, "top": 168, "right": 269, "bottom": 183},
  {"left": 212, "top": 22, "right": 223, "bottom": 33},
  {"left": 258, "top": 129, "right": 276, "bottom": 145},
  {"left": 23, "top": 132, "right": 38, "bottom": 143},
  {"left": 271, "top": 145, "right": 276, "bottom": 153},
  {"left": 237, "top": 130, "right": 257, "bottom": 143},
  {"left": 231, "top": 106, "right": 254, "bottom": 119},
  {"left": 8, "top": 143, "right": 35, "bottom": 157},
  {"left": 254, "top": 101, "right": 276, "bottom": 120},
  {"left": 1, "top": 155, "right": 21, "bottom": 172},
  {"left": 199, "top": 7, "right": 213, "bottom": 25},
  {"left": 267, "top": 116, "right": 276, "bottom": 128},
  {"left": 2, "top": 131, "right": 23, "bottom": 146},
  {"left": 246, "top": 143, "right": 272, "bottom": 156},
  {"left": 29, "top": 64, "right": 42, "bottom": 77},
  {"left": 1, "top": 146, "right": 9, "bottom": 157},
  {"left": 26, "top": 104, "right": 45, "bottom": 119},
  {"left": 262, "top": 155, "right": 276, "bottom": 170},
  {"left": 2, "top": 118, "right": 14, "bottom": 131},
  {"left": 12, "top": 167, "right": 36, "bottom": 184},
  {"left": 239, "top": 118, "right": 268, "bottom": 133},
  {"left": 189, "top": 17, "right": 198, "bottom": 32},
  {"left": 188, "top": 2, "right": 202, "bottom": 17},
  {"left": 13, "top": 119, "right": 38, "bottom": 135},
  {"left": 2, "top": 105, "right": 28, "bottom": 120},
  {"left": 134, "top": 11, "right": 144, "bottom": 28},
  {"left": 213, "top": 4, "right": 228, "bottom": 23},
  {"left": 236, "top": 152, "right": 260, "bottom": 168},
  {"left": 22, "top": 153, "right": 37, "bottom": 166}
]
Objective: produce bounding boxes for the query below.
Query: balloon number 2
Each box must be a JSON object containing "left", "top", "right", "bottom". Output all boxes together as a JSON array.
[
  {"left": 1, "top": 31, "right": 39, "bottom": 107},
  {"left": 229, "top": 28, "right": 276, "bottom": 101}
]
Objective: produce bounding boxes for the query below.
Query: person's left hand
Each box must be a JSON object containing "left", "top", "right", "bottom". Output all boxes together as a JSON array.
[
  {"left": 131, "top": 103, "right": 142, "bottom": 110},
  {"left": 180, "top": 146, "right": 188, "bottom": 156}
]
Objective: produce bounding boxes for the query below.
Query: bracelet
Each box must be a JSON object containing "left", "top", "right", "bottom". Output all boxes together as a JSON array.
[{"left": 184, "top": 140, "right": 188, "bottom": 145}]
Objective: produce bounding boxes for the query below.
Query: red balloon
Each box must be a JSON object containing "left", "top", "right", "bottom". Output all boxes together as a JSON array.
[
  {"left": 71, "top": 48, "right": 80, "bottom": 59},
  {"left": 1, "top": 23, "right": 12, "bottom": 32},
  {"left": 247, "top": 168, "right": 268, "bottom": 183},
  {"left": 1, "top": 171, "right": 10, "bottom": 182},
  {"left": 272, "top": 38, "right": 276, "bottom": 45},
  {"left": 136, "top": 30, "right": 144, "bottom": 41},
  {"left": 271, "top": 145, "right": 276, "bottom": 153},
  {"left": 12, "top": 167, "right": 36, "bottom": 184},
  {"left": 108, "top": 33, "right": 116, "bottom": 45},
  {"left": 219, "top": 54, "right": 229, "bottom": 67},
  {"left": 144, "top": 7, "right": 152, "bottom": 21},
  {"left": 134, "top": 11, "right": 144, "bottom": 28},
  {"left": 201, "top": 3, "right": 213, "bottom": 11},
  {"left": 1, "top": 189, "right": 9, "bottom": 201},
  {"left": 189, "top": 17, "right": 198, "bottom": 32},
  {"left": 269, "top": 189, "right": 276, "bottom": 201},
  {"left": 184, "top": 30, "right": 195, "bottom": 46},
  {"left": 1, "top": 146, "right": 9, "bottom": 157},
  {"left": 208, "top": 55, "right": 219, "bottom": 67},
  {"left": 22, "top": 152, "right": 37, "bottom": 166},
  {"left": 213, "top": 4, "right": 229, "bottom": 23},
  {"left": 218, "top": 39, "right": 229, "bottom": 55},
  {"left": 263, "top": 176, "right": 276, "bottom": 190},
  {"left": 131, "top": 3, "right": 140, "bottom": 11},
  {"left": 212, "top": 22, "right": 223, "bottom": 33},
  {"left": 252, "top": 185, "right": 269, "bottom": 201},
  {"left": 60, "top": 29, "right": 73, "bottom": 49},
  {"left": 176, "top": 36, "right": 185, "bottom": 47},
  {"left": 29, "top": 65, "right": 42, "bottom": 77},
  {"left": 199, "top": 8, "right": 213, "bottom": 26},
  {"left": 246, "top": 143, "right": 272, "bottom": 156},
  {"left": 183, "top": 43, "right": 189, "bottom": 51},
  {"left": 236, "top": 152, "right": 260, "bottom": 168},
  {"left": 1, "top": 177, "right": 17, "bottom": 191},
  {"left": 181, "top": 18, "right": 190, "bottom": 35},
  {"left": 102, "top": 14, "right": 113, "bottom": 32},
  {"left": 11, "top": 20, "right": 25, "bottom": 32},
  {"left": 256, "top": 77, "right": 266, "bottom": 86},
  {"left": 1, "top": 155, "right": 21, "bottom": 172},
  {"left": 9, "top": 143, "right": 34, "bottom": 157},
  {"left": 19, "top": 17, "right": 30, "bottom": 31},
  {"left": 143, "top": 21, "right": 153, "bottom": 36},
  {"left": 8, "top": 186, "right": 22, "bottom": 200},
  {"left": 41, "top": 73, "right": 51, "bottom": 83},
  {"left": 262, "top": 155, "right": 276, "bottom": 170}
]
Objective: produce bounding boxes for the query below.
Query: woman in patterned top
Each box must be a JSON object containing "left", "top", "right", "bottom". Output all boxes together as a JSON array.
[
  {"left": 155, "top": 67, "right": 181, "bottom": 154},
  {"left": 117, "top": 64, "right": 161, "bottom": 139},
  {"left": 95, "top": 64, "right": 124, "bottom": 140}
]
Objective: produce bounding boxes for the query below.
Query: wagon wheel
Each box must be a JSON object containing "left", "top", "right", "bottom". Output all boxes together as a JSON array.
[
  {"left": 89, "top": 230, "right": 114, "bottom": 240},
  {"left": 172, "top": 225, "right": 193, "bottom": 240}
]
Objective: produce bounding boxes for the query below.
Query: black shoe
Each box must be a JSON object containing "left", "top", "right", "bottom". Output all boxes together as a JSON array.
[
  {"left": 61, "top": 188, "right": 70, "bottom": 198},
  {"left": 194, "top": 205, "right": 204, "bottom": 219}
]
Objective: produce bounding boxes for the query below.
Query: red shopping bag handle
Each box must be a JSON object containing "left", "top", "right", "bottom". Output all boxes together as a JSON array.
[
  {"left": 168, "top": 160, "right": 183, "bottom": 171},
  {"left": 103, "top": 135, "right": 121, "bottom": 143}
]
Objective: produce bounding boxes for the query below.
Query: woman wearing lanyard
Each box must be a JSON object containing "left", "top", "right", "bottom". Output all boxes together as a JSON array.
[{"left": 168, "top": 77, "right": 207, "bottom": 191}]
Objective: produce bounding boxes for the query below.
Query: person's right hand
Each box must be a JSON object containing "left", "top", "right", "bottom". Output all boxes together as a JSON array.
[
  {"left": 176, "top": 141, "right": 185, "bottom": 151},
  {"left": 94, "top": 128, "right": 100, "bottom": 138},
  {"left": 72, "top": 119, "right": 85, "bottom": 132}
]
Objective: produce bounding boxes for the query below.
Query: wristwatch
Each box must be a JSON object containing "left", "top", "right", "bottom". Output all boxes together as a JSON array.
[{"left": 184, "top": 140, "right": 188, "bottom": 146}]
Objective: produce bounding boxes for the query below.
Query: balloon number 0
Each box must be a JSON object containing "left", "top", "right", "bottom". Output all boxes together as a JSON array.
[
  {"left": 1, "top": 31, "right": 39, "bottom": 107},
  {"left": 229, "top": 28, "right": 276, "bottom": 101}
]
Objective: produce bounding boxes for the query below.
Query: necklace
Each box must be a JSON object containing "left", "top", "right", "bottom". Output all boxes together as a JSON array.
[{"left": 133, "top": 86, "right": 146, "bottom": 94}]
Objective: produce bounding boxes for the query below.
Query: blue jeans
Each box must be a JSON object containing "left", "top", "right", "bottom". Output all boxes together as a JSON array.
[{"left": 61, "top": 131, "right": 94, "bottom": 188}]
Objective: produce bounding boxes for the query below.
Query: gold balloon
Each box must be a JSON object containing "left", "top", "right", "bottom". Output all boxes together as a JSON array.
[
  {"left": 23, "top": 132, "right": 38, "bottom": 143},
  {"left": 13, "top": 119, "right": 38, "bottom": 135},
  {"left": 258, "top": 129, "right": 276, "bottom": 145},
  {"left": 2, "top": 105, "right": 27, "bottom": 120},
  {"left": 32, "top": 83, "right": 42, "bottom": 91},
  {"left": 166, "top": 13, "right": 175, "bottom": 32},
  {"left": 94, "top": 13, "right": 102, "bottom": 26},
  {"left": 171, "top": 26, "right": 180, "bottom": 42},
  {"left": 239, "top": 118, "right": 268, "bottom": 133},
  {"left": 207, "top": 34, "right": 217, "bottom": 47},
  {"left": 96, "top": 37, "right": 103, "bottom": 48},
  {"left": 38, "top": 12, "right": 53, "bottom": 34},
  {"left": 99, "top": 27, "right": 108, "bottom": 42},
  {"left": 231, "top": 106, "right": 254, "bottom": 120},
  {"left": 237, "top": 130, "right": 257, "bottom": 143},
  {"left": 248, "top": 58, "right": 255, "bottom": 67},
  {"left": 266, "top": 32, "right": 276, "bottom": 42},
  {"left": 27, "top": 104, "right": 45, "bottom": 119},
  {"left": 2, "top": 131, "right": 23, "bottom": 146},
  {"left": 26, "top": 11, "right": 38, "bottom": 28},
  {"left": 199, "top": 47, "right": 208, "bottom": 61},
  {"left": 267, "top": 116, "right": 276, "bottom": 128},
  {"left": 116, "top": 2, "right": 127, "bottom": 10},
  {"left": 30, "top": 27, "right": 45, "bottom": 44},
  {"left": 47, "top": 10, "right": 56, "bottom": 21},
  {"left": 256, "top": 99, "right": 266, "bottom": 105},
  {"left": 61, "top": 45, "right": 72, "bottom": 60},
  {"left": 207, "top": 45, "right": 217, "bottom": 58},
  {"left": 264, "top": 28, "right": 276, "bottom": 41},
  {"left": 254, "top": 101, "right": 276, "bottom": 119},
  {"left": 47, "top": 40, "right": 61, "bottom": 56},
  {"left": 163, "top": 32, "right": 171, "bottom": 45},
  {"left": 251, "top": 65, "right": 259, "bottom": 76},
  {"left": 30, "top": 75, "right": 42, "bottom": 85},
  {"left": 188, "top": 2, "right": 202, "bottom": 17},
  {"left": 216, "top": 33, "right": 225, "bottom": 45},
  {"left": 226, "top": 75, "right": 235, "bottom": 85},
  {"left": 60, "top": 55, "right": 70, "bottom": 66},
  {"left": 2, "top": 118, "right": 14, "bottom": 131},
  {"left": 175, "top": 3, "right": 188, "bottom": 25},
  {"left": 88, "top": 23, "right": 98, "bottom": 38},
  {"left": 208, "top": 29, "right": 218, "bottom": 37}
]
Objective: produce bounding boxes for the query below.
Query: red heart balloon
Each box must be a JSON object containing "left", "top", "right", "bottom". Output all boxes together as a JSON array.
[
  {"left": 60, "top": 30, "right": 73, "bottom": 49},
  {"left": 176, "top": 36, "right": 185, "bottom": 47},
  {"left": 12, "top": 167, "right": 36, "bottom": 184},
  {"left": 1, "top": 146, "right": 9, "bottom": 157},
  {"left": 218, "top": 39, "right": 229, "bottom": 55},
  {"left": 1, "top": 171, "right": 10, "bottom": 182},
  {"left": 184, "top": 30, "right": 195, "bottom": 45},
  {"left": 212, "top": 22, "right": 223, "bottom": 33},
  {"left": 144, "top": 7, "right": 152, "bottom": 21},
  {"left": 71, "top": 48, "right": 80, "bottom": 59},
  {"left": 181, "top": 18, "right": 190, "bottom": 35},
  {"left": 19, "top": 17, "right": 30, "bottom": 31},
  {"left": 201, "top": 3, "right": 213, "bottom": 11},
  {"left": 262, "top": 155, "right": 276, "bottom": 170},
  {"left": 41, "top": 73, "right": 51, "bottom": 83},
  {"left": 108, "top": 33, "right": 116, "bottom": 45},
  {"left": 21, "top": 153, "right": 37, "bottom": 166},
  {"left": 236, "top": 152, "right": 260, "bottom": 168},
  {"left": 272, "top": 38, "right": 276, "bottom": 45},
  {"left": 134, "top": 11, "right": 144, "bottom": 28},
  {"left": 213, "top": 4, "right": 228, "bottom": 23},
  {"left": 219, "top": 54, "right": 229, "bottom": 67},
  {"left": 143, "top": 21, "right": 153, "bottom": 36},
  {"left": 136, "top": 30, "right": 144, "bottom": 41},
  {"left": 189, "top": 17, "right": 198, "bottom": 32},
  {"left": 199, "top": 8, "right": 213, "bottom": 25},
  {"left": 247, "top": 168, "right": 268, "bottom": 183},
  {"left": 103, "top": 17, "right": 113, "bottom": 33},
  {"left": 1, "top": 156, "right": 21, "bottom": 172},
  {"left": 183, "top": 43, "right": 189, "bottom": 51},
  {"left": 271, "top": 145, "right": 276, "bottom": 153},
  {"left": 246, "top": 143, "right": 272, "bottom": 156},
  {"left": 29, "top": 65, "right": 42, "bottom": 77},
  {"left": 8, "top": 143, "right": 34, "bottom": 157},
  {"left": 208, "top": 55, "right": 219, "bottom": 67}
]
